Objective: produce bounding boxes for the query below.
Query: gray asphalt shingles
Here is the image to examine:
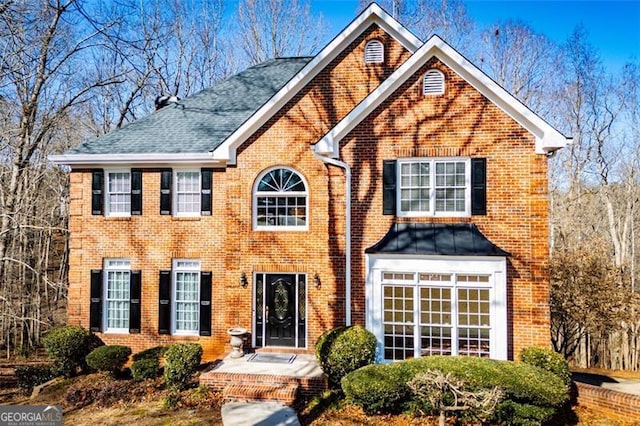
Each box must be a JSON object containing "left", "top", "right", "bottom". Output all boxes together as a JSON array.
[{"left": 68, "top": 57, "right": 312, "bottom": 155}]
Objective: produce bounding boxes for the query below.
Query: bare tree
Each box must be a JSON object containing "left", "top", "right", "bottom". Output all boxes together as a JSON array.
[{"left": 235, "top": 0, "right": 325, "bottom": 66}]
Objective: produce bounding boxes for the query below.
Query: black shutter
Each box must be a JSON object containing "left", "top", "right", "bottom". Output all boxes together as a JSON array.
[
  {"left": 382, "top": 160, "right": 397, "bottom": 215},
  {"left": 160, "top": 169, "right": 172, "bottom": 215},
  {"left": 158, "top": 270, "right": 171, "bottom": 334},
  {"left": 471, "top": 158, "right": 487, "bottom": 216},
  {"left": 92, "top": 170, "right": 104, "bottom": 215},
  {"left": 129, "top": 270, "right": 141, "bottom": 333},
  {"left": 90, "top": 270, "right": 103, "bottom": 332},
  {"left": 199, "top": 272, "right": 212, "bottom": 336},
  {"left": 201, "top": 169, "right": 212, "bottom": 216},
  {"left": 131, "top": 169, "right": 142, "bottom": 215}
]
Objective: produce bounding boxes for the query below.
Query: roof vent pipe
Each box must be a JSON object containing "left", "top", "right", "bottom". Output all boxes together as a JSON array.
[{"left": 155, "top": 95, "right": 181, "bottom": 110}]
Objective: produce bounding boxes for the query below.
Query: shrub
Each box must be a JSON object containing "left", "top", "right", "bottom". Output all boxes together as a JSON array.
[
  {"left": 520, "top": 347, "right": 571, "bottom": 387},
  {"left": 86, "top": 345, "right": 132, "bottom": 377},
  {"left": 131, "top": 358, "right": 161, "bottom": 380},
  {"left": 132, "top": 345, "right": 166, "bottom": 362},
  {"left": 341, "top": 355, "right": 569, "bottom": 424},
  {"left": 315, "top": 325, "right": 377, "bottom": 386},
  {"left": 14, "top": 364, "right": 55, "bottom": 394},
  {"left": 163, "top": 343, "right": 202, "bottom": 390},
  {"left": 43, "top": 326, "right": 103, "bottom": 377}
]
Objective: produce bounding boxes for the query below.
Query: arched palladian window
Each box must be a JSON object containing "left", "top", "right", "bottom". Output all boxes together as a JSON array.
[
  {"left": 423, "top": 69, "right": 445, "bottom": 95},
  {"left": 364, "top": 39, "right": 384, "bottom": 63},
  {"left": 254, "top": 167, "right": 308, "bottom": 230}
]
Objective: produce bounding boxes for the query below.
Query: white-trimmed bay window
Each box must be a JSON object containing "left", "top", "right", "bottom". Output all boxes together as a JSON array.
[
  {"left": 367, "top": 256, "right": 507, "bottom": 361},
  {"left": 104, "top": 259, "right": 131, "bottom": 332},
  {"left": 105, "top": 171, "right": 131, "bottom": 216},
  {"left": 254, "top": 167, "right": 308, "bottom": 230},
  {"left": 172, "top": 259, "right": 200, "bottom": 335},
  {"left": 398, "top": 158, "right": 470, "bottom": 217},
  {"left": 174, "top": 171, "right": 201, "bottom": 216}
]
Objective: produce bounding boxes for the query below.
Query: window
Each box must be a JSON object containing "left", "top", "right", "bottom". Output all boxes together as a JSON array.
[
  {"left": 381, "top": 272, "right": 493, "bottom": 361},
  {"left": 175, "top": 171, "right": 201, "bottom": 216},
  {"left": 106, "top": 172, "right": 131, "bottom": 216},
  {"left": 398, "top": 158, "right": 469, "bottom": 216},
  {"left": 92, "top": 169, "right": 142, "bottom": 216},
  {"left": 104, "top": 259, "right": 130, "bottom": 333},
  {"left": 364, "top": 39, "right": 384, "bottom": 63},
  {"left": 90, "top": 262, "right": 141, "bottom": 334},
  {"left": 423, "top": 69, "right": 445, "bottom": 95},
  {"left": 254, "top": 167, "right": 308, "bottom": 230},
  {"left": 173, "top": 260, "right": 200, "bottom": 335},
  {"left": 160, "top": 169, "right": 212, "bottom": 216}
]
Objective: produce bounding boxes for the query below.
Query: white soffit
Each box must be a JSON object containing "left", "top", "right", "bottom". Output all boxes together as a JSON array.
[
  {"left": 48, "top": 153, "right": 223, "bottom": 169},
  {"left": 211, "top": 3, "right": 423, "bottom": 164},
  {"left": 315, "top": 35, "right": 571, "bottom": 157}
]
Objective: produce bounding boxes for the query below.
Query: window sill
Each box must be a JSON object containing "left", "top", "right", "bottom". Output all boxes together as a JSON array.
[
  {"left": 104, "top": 216, "right": 132, "bottom": 221},
  {"left": 102, "top": 329, "right": 129, "bottom": 334}
]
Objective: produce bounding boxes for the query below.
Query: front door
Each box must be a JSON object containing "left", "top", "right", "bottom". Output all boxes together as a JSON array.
[{"left": 254, "top": 273, "right": 306, "bottom": 348}]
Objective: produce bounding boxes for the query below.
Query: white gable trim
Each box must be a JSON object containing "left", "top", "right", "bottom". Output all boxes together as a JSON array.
[
  {"left": 211, "top": 3, "right": 422, "bottom": 165},
  {"left": 315, "top": 35, "right": 571, "bottom": 157}
]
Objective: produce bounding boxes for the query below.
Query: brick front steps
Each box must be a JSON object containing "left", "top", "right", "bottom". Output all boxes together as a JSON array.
[{"left": 200, "top": 354, "right": 327, "bottom": 406}]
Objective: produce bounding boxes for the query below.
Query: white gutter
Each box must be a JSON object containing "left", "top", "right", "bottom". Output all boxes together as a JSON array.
[
  {"left": 313, "top": 151, "right": 352, "bottom": 326},
  {"left": 48, "top": 153, "right": 222, "bottom": 168}
]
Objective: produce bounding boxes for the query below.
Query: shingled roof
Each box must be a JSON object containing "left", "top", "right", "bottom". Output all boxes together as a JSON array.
[
  {"left": 365, "top": 223, "right": 510, "bottom": 256},
  {"left": 68, "top": 57, "right": 312, "bottom": 155}
]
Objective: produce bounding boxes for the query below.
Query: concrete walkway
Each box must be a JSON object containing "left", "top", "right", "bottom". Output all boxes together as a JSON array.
[{"left": 221, "top": 401, "right": 300, "bottom": 426}]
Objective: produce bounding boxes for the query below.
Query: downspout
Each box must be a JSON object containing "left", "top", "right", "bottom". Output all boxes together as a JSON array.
[{"left": 313, "top": 151, "right": 352, "bottom": 326}]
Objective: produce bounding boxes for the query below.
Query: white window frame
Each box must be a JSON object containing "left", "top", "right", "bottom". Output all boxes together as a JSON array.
[
  {"left": 172, "top": 259, "right": 200, "bottom": 336},
  {"left": 105, "top": 170, "right": 131, "bottom": 217},
  {"left": 103, "top": 258, "right": 131, "bottom": 333},
  {"left": 366, "top": 255, "right": 507, "bottom": 362},
  {"left": 253, "top": 166, "right": 309, "bottom": 231},
  {"left": 364, "top": 39, "right": 384, "bottom": 63},
  {"left": 173, "top": 169, "right": 201, "bottom": 217},
  {"left": 397, "top": 157, "right": 470, "bottom": 217},
  {"left": 423, "top": 69, "right": 445, "bottom": 95}
]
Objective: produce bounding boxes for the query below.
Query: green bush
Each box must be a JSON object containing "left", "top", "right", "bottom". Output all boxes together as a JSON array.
[
  {"left": 132, "top": 345, "right": 166, "bottom": 362},
  {"left": 131, "top": 358, "right": 161, "bottom": 380},
  {"left": 315, "top": 325, "right": 377, "bottom": 386},
  {"left": 163, "top": 343, "right": 203, "bottom": 390},
  {"left": 86, "top": 345, "right": 131, "bottom": 377},
  {"left": 520, "top": 347, "right": 572, "bottom": 387},
  {"left": 341, "top": 362, "right": 414, "bottom": 414},
  {"left": 341, "top": 355, "right": 569, "bottom": 424},
  {"left": 43, "top": 326, "right": 103, "bottom": 377},
  {"left": 14, "top": 364, "right": 55, "bottom": 394}
]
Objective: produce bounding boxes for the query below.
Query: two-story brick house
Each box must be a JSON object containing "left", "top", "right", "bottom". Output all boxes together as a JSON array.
[{"left": 50, "top": 4, "right": 570, "bottom": 361}]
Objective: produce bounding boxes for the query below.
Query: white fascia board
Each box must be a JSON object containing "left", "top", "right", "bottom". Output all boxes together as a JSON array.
[
  {"left": 48, "top": 153, "right": 224, "bottom": 169},
  {"left": 316, "top": 35, "right": 571, "bottom": 157},
  {"left": 211, "top": 3, "right": 423, "bottom": 165}
]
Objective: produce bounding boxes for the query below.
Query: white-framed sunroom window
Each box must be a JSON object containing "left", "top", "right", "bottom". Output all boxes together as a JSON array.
[
  {"left": 172, "top": 259, "right": 200, "bottom": 335},
  {"left": 398, "top": 158, "right": 470, "bottom": 217},
  {"left": 104, "top": 259, "right": 131, "bottom": 332},
  {"left": 367, "top": 256, "right": 507, "bottom": 362},
  {"left": 105, "top": 171, "right": 131, "bottom": 216},
  {"left": 253, "top": 167, "right": 308, "bottom": 230},
  {"left": 174, "top": 170, "right": 201, "bottom": 216}
]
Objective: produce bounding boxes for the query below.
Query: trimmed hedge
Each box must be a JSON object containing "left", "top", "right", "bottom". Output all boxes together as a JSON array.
[
  {"left": 131, "top": 358, "right": 160, "bottom": 380},
  {"left": 43, "top": 326, "right": 104, "bottom": 377},
  {"left": 14, "top": 364, "right": 55, "bottom": 394},
  {"left": 163, "top": 343, "right": 203, "bottom": 390},
  {"left": 86, "top": 345, "right": 132, "bottom": 377},
  {"left": 315, "top": 325, "right": 377, "bottom": 386},
  {"left": 132, "top": 345, "right": 166, "bottom": 362},
  {"left": 341, "top": 356, "right": 569, "bottom": 424},
  {"left": 520, "top": 347, "right": 571, "bottom": 387}
]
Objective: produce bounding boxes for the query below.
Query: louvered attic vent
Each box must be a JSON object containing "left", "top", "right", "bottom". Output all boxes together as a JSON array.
[
  {"left": 423, "top": 69, "right": 445, "bottom": 95},
  {"left": 364, "top": 39, "right": 384, "bottom": 63}
]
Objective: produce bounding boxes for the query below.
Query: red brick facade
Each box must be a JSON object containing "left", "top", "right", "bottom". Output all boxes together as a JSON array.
[{"left": 66, "top": 19, "right": 554, "bottom": 361}]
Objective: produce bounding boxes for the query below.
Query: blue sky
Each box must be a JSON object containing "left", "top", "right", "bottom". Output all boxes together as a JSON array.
[{"left": 309, "top": 0, "right": 640, "bottom": 72}]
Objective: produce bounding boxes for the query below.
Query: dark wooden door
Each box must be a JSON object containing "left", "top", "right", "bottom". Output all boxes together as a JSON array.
[{"left": 265, "top": 274, "right": 295, "bottom": 347}]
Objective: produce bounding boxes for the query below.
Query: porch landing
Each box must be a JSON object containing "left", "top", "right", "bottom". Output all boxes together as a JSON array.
[{"left": 199, "top": 353, "right": 327, "bottom": 406}]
